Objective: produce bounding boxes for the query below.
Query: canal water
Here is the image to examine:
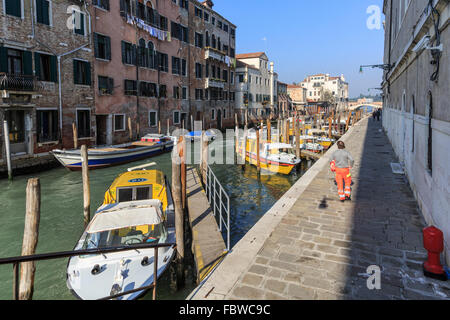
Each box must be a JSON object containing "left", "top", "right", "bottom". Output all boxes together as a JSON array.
[{"left": 0, "top": 138, "right": 311, "bottom": 300}]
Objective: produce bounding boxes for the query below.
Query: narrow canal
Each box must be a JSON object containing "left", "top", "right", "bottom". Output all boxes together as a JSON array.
[{"left": 0, "top": 138, "right": 312, "bottom": 300}]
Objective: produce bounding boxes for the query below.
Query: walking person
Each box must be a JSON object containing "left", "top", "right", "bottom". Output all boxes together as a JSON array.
[
  {"left": 376, "top": 109, "right": 381, "bottom": 121},
  {"left": 331, "top": 141, "right": 354, "bottom": 202}
]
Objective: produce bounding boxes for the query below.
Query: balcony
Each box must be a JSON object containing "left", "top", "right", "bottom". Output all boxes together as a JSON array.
[
  {"left": 236, "top": 83, "right": 248, "bottom": 92},
  {"left": 0, "top": 73, "right": 38, "bottom": 93},
  {"left": 204, "top": 47, "right": 226, "bottom": 63},
  {"left": 205, "top": 78, "right": 225, "bottom": 89}
]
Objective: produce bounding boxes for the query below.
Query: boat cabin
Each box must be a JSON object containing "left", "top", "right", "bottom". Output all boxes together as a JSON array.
[{"left": 103, "top": 170, "right": 169, "bottom": 212}]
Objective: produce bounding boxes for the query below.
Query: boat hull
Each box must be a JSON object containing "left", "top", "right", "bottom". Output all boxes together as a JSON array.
[
  {"left": 52, "top": 143, "right": 173, "bottom": 171},
  {"left": 241, "top": 149, "right": 297, "bottom": 175}
]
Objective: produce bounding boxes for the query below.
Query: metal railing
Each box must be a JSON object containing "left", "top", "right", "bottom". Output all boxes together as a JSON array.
[
  {"left": 0, "top": 73, "right": 37, "bottom": 92},
  {"left": 0, "top": 242, "right": 176, "bottom": 300},
  {"left": 205, "top": 164, "right": 231, "bottom": 251}
]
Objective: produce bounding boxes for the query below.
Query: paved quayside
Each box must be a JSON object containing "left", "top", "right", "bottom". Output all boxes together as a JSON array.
[{"left": 188, "top": 117, "right": 450, "bottom": 300}]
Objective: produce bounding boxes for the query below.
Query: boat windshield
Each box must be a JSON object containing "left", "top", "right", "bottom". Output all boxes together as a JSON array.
[{"left": 82, "top": 223, "right": 168, "bottom": 249}]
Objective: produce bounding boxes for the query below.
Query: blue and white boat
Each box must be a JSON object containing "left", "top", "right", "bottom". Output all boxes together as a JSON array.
[
  {"left": 51, "top": 134, "right": 174, "bottom": 171},
  {"left": 185, "top": 130, "right": 217, "bottom": 142}
]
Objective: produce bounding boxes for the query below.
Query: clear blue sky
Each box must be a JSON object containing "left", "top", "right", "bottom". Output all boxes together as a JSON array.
[{"left": 213, "top": 0, "right": 385, "bottom": 98}]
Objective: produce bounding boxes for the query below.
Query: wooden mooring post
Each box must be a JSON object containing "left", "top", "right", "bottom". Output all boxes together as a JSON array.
[
  {"left": 256, "top": 129, "right": 261, "bottom": 173},
  {"left": 3, "top": 120, "right": 13, "bottom": 181},
  {"left": 72, "top": 122, "right": 78, "bottom": 149},
  {"left": 180, "top": 136, "right": 187, "bottom": 211},
  {"left": 18, "top": 178, "right": 41, "bottom": 300},
  {"left": 128, "top": 116, "right": 133, "bottom": 141},
  {"left": 266, "top": 118, "right": 271, "bottom": 143},
  {"left": 295, "top": 115, "right": 301, "bottom": 159},
  {"left": 172, "top": 137, "right": 184, "bottom": 287},
  {"left": 81, "top": 145, "right": 90, "bottom": 228},
  {"left": 201, "top": 132, "right": 208, "bottom": 185},
  {"left": 241, "top": 125, "right": 248, "bottom": 170}
]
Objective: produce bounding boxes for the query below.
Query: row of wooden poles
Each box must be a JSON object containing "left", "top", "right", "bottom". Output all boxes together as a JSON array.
[{"left": 232, "top": 109, "right": 365, "bottom": 173}]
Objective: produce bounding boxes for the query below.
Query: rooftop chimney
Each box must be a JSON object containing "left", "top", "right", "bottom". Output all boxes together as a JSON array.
[{"left": 202, "top": 0, "right": 214, "bottom": 9}]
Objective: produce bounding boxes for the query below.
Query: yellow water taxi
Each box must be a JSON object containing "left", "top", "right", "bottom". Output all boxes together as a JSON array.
[{"left": 238, "top": 132, "right": 300, "bottom": 175}]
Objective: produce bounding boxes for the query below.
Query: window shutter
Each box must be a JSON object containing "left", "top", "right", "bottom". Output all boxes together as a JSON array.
[
  {"left": 93, "top": 33, "right": 99, "bottom": 58},
  {"left": 105, "top": 36, "right": 111, "bottom": 60},
  {"left": 0, "top": 47, "right": 7, "bottom": 73},
  {"left": 73, "top": 60, "right": 78, "bottom": 84},
  {"left": 43, "top": 0, "right": 50, "bottom": 25},
  {"left": 6, "top": 0, "right": 21, "bottom": 17},
  {"left": 50, "top": 55, "right": 57, "bottom": 83},
  {"left": 85, "top": 62, "right": 91, "bottom": 86},
  {"left": 108, "top": 77, "right": 114, "bottom": 94},
  {"left": 121, "top": 41, "right": 126, "bottom": 64},
  {"left": 34, "top": 52, "right": 41, "bottom": 80},
  {"left": 119, "top": 0, "right": 125, "bottom": 16},
  {"left": 23, "top": 51, "right": 33, "bottom": 76},
  {"left": 132, "top": 44, "right": 137, "bottom": 65}
]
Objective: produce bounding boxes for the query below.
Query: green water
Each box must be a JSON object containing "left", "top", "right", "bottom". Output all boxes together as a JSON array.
[{"left": 0, "top": 139, "right": 310, "bottom": 300}]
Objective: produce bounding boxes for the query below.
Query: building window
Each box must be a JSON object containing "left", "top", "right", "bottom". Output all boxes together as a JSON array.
[
  {"left": 195, "top": 7, "right": 202, "bottom": 18},
  {"left": 195, "top": 89, "right": 203, "bottom": 100},
  {"left": 195, "top": 32, "right": 203, "bottom": 48},
  {"left": 179, "top": 0, "right": 188, "bottom": 10},
  {"left": 157, "top": 52, "right": 168, "bottom": 72},
  {"left": 73, "top": 60, "right": 91, "bottom": 85},
  {"left": 238, "top": 74, "right": 244, "bottom": 83},
  {"left": 98, "top": 76, "right": 113, "bottom": 95},
  {"left": 148, "top": 41, "right": 156, "bottom": 69},
  {"left": 93, "top": 0, "right": 109, "bottom": 10},
  {"left": 181, "top": 59, "right": 187, "bottom": 76},
  {"left": 149, "top": 111, "right": 158, "bottom": 127},
  {"left": 114, "top": 114, "right": 126, "bottom": 132},
  {"left": 77, "top": 109, "right": 91, "bottom": 138},
  {"left": 94, "top": 33, "right": 111, "bottom": 60},
  {"left": 173, "top": 111, "right": 180, "bottom": 124},
  {"left": 195, "top": 63, "right": 202, "bottom": 79},
  {"left": 182, "top": 87, "right": 187, "bottom": 100},
  {"left": 124, "top": 79, "right": 137, "bottom": 95},
  {"left": 204, "top": 12, "right": 209, "bottom": 22},
  {"left": 121, "top": 41, "right": 136, "bottom": 65},
  {"left": 159, "top": 84, "right": 167, "bottom": 98},
  {"left": 211, "top": 109, "right": 216, "bottom": 120},
  {"left": 35, "top": 53, "right": 56, "bottom": 82},
  {"left": 36, "top": 109, "right": 58, "bottom": 142},
  {"left": 72, "top": 8, "right": 85, "bottom": 35},
  {"left": 139, "top": 81, "right": 157, "bottom": 97},
  {"left": 172, "top": 56, "right": 181, "bottom": 75},
  {"left": 173, "top": 86, "right": 180, "bottom": 99},
  {"left": 223, "top": 70, "right": 228, "bottom": 83},
  {"left": 4, "top": 0, "right": 22, "bottom": 18},
  {"left": 36, "top": 0, "right": 51, "bottom": 25}
]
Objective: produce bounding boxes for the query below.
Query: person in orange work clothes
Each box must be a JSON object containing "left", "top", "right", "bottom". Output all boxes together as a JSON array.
[{"left": 331, "top": 141, "right": 354, "bottom": 202}]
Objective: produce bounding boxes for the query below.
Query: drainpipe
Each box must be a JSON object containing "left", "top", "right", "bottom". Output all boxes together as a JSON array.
[
  {"left": 30, "top": 0, "right": 35, "bottom": 39},
  {"left": 57, "top": 44, "right": 90, "bottom": 139}
]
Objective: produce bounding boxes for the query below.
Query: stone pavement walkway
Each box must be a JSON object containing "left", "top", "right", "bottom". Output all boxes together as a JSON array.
[{"left": 190, "top": 117, "right": 450, "bottom": 300}]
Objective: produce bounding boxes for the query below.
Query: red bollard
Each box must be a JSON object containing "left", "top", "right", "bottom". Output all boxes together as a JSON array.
[{"left": 423, "top": 226, "right": 447, "bottom": 281}]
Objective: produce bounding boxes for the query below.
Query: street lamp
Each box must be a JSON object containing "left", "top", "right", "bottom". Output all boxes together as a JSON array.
[{"left": 359, "top": 64, "right": 393, "bottom": 73}]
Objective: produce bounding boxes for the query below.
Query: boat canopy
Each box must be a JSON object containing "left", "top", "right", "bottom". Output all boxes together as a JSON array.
[
  {"left": 266, "top": 143, "right": 293, "bottom": 150},
  {"left": 88, "top": 201, "right": 163, "bottom": 234}
]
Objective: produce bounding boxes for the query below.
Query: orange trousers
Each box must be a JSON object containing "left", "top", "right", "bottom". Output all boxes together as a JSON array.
[{"left": 335, "top": 167, "right": 352, "bottom": 200}]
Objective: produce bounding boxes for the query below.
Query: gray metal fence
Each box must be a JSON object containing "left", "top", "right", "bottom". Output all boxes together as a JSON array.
[{"left": 205, "top": 164, "right": 231, "bottom": 251}]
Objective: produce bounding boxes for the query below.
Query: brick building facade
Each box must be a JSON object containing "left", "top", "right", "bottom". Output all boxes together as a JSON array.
[{"left": 0, "top": 0, "right": 95, "bottom": 162}]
